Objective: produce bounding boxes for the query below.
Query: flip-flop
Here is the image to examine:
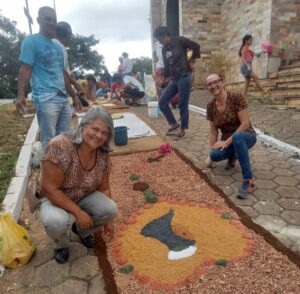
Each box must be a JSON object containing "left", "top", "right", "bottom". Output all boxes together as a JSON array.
[
  {"left": 173, "top": 131, "right": 185, "bottom": 140},
  {"left": 166, "top": 124, "right": 180, "bottom": 135}
]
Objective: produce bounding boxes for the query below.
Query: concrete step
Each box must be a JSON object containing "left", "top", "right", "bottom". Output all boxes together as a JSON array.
[
  {"left": 246, "top": 88, "right": 299, "bottom": 96},
  {"left": 277, "top": 67, "right": 300, "bottom": 77},
  {"left": 286, "top": 97, "right": 300, "bottom": 106},
  {"left": 277, "top": 81, "right": 300, "bottom": 89},
  {"left": 280, "top": 59, "right": 300, "bottom": 69},
  {"left": 276, "top": 74, "right": 300, "bottom": 84}
]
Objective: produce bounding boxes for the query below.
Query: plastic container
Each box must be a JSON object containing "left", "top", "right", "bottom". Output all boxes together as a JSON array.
[
  {"left": 114, "top": 126, "right": 128, "bottom": 146},
  {"left": 148, "top": 101, "right": 161, "bottom": 118}
]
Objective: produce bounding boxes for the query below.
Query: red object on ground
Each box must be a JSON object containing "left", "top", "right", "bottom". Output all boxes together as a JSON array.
[{"left": 159, "top": 143, "right": 173, "bottom": 154}]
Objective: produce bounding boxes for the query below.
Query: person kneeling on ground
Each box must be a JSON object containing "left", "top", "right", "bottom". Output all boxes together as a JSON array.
[
  {"left": 122, "top": 74, "right": 145, "bottom": 105},
  {"left": 38, "top": 108, "right": 118, "bottom": 263},
  {"left": 107, "top": 73, "right": 125, "bottom": 101},
  {"left": 206, "top": 73, "right": 257, "bottom": 199},
  {"left": 77, "top": 74, "right": 97, "bottom": 102}
]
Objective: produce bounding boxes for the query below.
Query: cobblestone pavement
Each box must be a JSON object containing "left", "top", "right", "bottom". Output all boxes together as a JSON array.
[
  {"left": 134, "top": 106, "right": 300, "bottom": 254},
  {"left": 190, "top": 90, "right": 300, "bottom": 149},
  {"left": 0, "top": 189, "right": 106, "bottom": 294},
  {"left": 1, "top": 103, "right": 299, "bottom": 293}
]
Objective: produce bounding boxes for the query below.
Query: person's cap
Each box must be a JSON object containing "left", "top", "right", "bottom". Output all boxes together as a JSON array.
[{"left": 56, "top": 21, "right": 73, "bottom": 38}]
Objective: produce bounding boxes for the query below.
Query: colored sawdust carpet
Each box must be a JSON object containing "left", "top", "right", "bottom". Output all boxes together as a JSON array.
[
  {"left": 112, "top": 201, "right": 252, "bottom": 289},
  {"left": 107, "top": 151, "right": 300, "bottom": 293}
]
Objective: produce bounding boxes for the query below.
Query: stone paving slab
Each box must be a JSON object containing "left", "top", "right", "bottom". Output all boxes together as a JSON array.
[
  {"left": 134, "top": 106, "right": 300, "bottom": 255},
  {"left": 190, "top": 90, "right": 300, "bottom": 149},
  {"left": 0, "top": 184, "right": 106, "bottom": 294}
]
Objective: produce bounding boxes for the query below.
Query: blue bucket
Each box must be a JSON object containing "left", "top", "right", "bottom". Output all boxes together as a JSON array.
[{"left": 114, "top": 126, "right": 128, "bottom": 146}]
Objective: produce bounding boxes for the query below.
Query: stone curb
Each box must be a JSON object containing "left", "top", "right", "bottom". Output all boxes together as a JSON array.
[
  {"left": 1, "top": 115, "right": 38, "bottom": 221},
  {"left": 189, "top": 104, "right": 300, "bottom": 158}
]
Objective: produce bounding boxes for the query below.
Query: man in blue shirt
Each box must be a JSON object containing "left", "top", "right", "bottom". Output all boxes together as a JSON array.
[{"left": 16, "top": 6, "right": 81, "bottom": 150}]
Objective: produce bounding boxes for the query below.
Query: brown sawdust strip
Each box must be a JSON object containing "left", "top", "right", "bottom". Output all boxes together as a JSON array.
[{"left": 105, "top": 150, "right": 300, "bottom": 293}]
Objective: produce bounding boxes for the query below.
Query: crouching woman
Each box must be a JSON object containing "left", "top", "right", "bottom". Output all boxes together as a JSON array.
[
  {"left": 206, "top": 73, "right": 257, "bottom": 199},
  {"left": 39, "top": 108, "right": 118, "bottom": 263}
]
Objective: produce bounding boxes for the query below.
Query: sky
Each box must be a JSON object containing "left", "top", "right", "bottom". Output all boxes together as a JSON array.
[{"left": 1, "top": 0, "right": 152, "bottom": 72}]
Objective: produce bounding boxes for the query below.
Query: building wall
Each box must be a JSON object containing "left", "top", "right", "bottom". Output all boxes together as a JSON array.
[
  {"left": 221, "top": 0, "right": 272, "bottom": 84},
  {"left": 150, "top": 0, "right": 300, "bottom": 85},
  {"left": 270, "top": 0, "right": 300, "bottom": 61},
  {"left": 180, "top": 0, "right": 223, "bottom": 85}
]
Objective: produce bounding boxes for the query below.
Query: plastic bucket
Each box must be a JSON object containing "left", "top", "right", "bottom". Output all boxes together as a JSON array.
[
  {"left": 148, "top": 101, "right": 161, "bottom": 118},
  {"left": 114, "top": 126, "right": 128, "bottom": 146}
]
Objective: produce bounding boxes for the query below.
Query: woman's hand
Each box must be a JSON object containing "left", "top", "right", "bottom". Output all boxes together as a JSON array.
[
  {"left": 75, "top": 210, "right": 93, "bottom": 229},
  {"left": 247, "top": 64, "right": 252, "bottom": 71},
  {"left": 212, "top": 140, "right": 230, "bottom": 151},
  {"left": 103, "top": 222, "right": 114, "bottom": 241}
]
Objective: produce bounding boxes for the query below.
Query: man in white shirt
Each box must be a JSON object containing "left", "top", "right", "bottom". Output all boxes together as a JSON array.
[
  {"left": 53, "top": 22, "right": 82, "bottom": 104},
  {"left": 122, "top": 74, "right": 145, "bottom": 104},
  {"left": 153, "top": 40, "right": 165, "bottom": 97},
  {"left": 122, "top": 52, "right": 133, "bottom": 76}
]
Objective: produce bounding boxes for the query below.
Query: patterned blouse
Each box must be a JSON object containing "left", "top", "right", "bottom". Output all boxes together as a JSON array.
[
  {"left": 206, "top": 92, "right": 255, "bottom": 140},
  {"left": 41, "top": 134, "right": 111, "bottom": 203}
]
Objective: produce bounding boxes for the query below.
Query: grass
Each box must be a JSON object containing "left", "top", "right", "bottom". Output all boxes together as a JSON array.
[{"left": 0, "top": 103, "right": 34, "bottom": 203}]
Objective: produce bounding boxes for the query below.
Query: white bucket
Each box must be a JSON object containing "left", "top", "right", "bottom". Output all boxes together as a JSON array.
[{"left": 148, "top": 101, "right": 161, "bottom": 118}]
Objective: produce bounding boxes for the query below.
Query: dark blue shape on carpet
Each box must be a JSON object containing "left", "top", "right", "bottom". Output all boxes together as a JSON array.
[{"left": 140, "top": 208, "right": 195, "bottom": 251}]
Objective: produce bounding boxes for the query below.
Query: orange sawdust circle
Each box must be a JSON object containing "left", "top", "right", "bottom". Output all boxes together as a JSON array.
[{"left": 112, "top": 201, "right": 253, "bottom": 286}]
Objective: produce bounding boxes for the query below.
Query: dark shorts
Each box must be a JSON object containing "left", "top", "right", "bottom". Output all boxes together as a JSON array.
[
  {"left": 124, "top": 88, "right": 145, "bottom": 98},
  {"left": 240, "top": 62, "right": 252, "bottom": 78}
]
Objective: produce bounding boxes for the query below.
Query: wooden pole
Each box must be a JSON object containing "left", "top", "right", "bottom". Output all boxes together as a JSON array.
[
  {"left": 24, "top": 0, "right": 32, "bottom": 35},
  {"left": 53, "top": 0, "right": 56, "bottom": 13}
]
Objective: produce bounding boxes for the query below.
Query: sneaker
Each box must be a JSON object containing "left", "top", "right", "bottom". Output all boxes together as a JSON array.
[
  {"left": 71, "top": 222, "right": 96, "bottom": 248},
  {"left": 54, "top": 247, "right": 69, "bottom": 264},
  {"left": 225, "top": 158, "right": 237, "bottom": 170},
  {"left": 238, "top": 179, "right": 256, "bottom": 199},
  {"left": 205, "top": 156, "right": 213, "bottom": 168}
]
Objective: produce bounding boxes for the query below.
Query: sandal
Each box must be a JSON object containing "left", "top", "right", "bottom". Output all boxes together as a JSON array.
[
  {"left": 173, "top": 130, "right": 185, "bottom": 140},
  {"left": 166, "top": 123, "right": 180, "bottom": 135}
]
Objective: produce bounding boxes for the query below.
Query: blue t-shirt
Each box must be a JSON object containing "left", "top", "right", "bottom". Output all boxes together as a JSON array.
[{"left": 19, "top": 34, "right": 66, "bottom": 103}]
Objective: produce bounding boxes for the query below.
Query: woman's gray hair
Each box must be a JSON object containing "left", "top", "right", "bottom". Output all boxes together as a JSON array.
[{"left": 66, "top": 107, "right": 114, "bottom": 152}]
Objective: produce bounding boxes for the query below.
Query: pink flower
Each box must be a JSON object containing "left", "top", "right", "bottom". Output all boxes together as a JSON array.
[{"left": 159, "top": 143, "right": 173, "bottom": 154}]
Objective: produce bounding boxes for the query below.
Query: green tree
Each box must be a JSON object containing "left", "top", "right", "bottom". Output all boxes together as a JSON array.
[
  {"left": 67, "top": 34, "right": 105, "bottom": 78},
  {"left": 132, "top": 56, "right": 153, "bottom": 77},
  {"left": 0, "top": 14, "right": 25, "bottom": 98}
]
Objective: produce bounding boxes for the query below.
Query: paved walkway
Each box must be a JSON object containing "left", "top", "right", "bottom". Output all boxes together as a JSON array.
[
  {"left": 1, "top": 102, "right": 299, "bottom": 293},
  {"left": 190, "top": 90, "right": 300, "bottom": 150},
  {"left": 0, "top": 175, "right": 106, "bottom": 294},
  {"left": 134, "top": 106, "right": 300, "bottom": 254}
]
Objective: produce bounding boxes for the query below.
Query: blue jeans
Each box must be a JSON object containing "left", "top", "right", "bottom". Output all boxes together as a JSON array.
[
  {"left": 159, "top": 71, "right": 192, "bottom": 129},
  {"left": 35, "top": 95, "right": 72, "bottom": 150},
  {"left": 210, "top": 131, "right": 257, "bottom": 180},
  {"left": 96, "top": 88, "right": 109, "bottom": 97}
]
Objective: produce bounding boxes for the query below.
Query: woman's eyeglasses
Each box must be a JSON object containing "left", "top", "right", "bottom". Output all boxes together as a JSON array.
[{"left": 206, "top": 79, "right": 222, "bottom": 88}]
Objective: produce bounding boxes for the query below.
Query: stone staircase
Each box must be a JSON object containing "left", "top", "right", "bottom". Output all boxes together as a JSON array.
[{"left": 227, "top": 59, "right": 300, "bottom": 105}]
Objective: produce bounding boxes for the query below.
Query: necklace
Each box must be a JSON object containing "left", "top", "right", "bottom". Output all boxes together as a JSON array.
[{"left": 76, "top": 147, "right": 97, "bottom": 171}]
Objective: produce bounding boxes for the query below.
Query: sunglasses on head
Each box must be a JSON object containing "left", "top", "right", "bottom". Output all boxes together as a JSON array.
[{"left": 206, "top": 78, "right": 222, "bottom": 88}]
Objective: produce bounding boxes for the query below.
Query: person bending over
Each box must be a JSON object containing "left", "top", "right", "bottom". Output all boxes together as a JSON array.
[
  {"left": 77, "top": 75, "right": 97, "bottom": 102},
  {"left": 206, "top": 73, "right": 257, "bottom": 199},
  {"left": 39, "top": 108, "right": 118, "bottom": 263}
]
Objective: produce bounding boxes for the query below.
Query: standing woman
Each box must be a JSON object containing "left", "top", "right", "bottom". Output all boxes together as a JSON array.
[
  {"left": 206, "top": 73, "right": 257, "bottom": 199},
  {"left": 239, "top": 35, "right": 268, "bottom": 97},
  {"left": 154, "top": 26, "right": 200, "bottom": 138}
]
